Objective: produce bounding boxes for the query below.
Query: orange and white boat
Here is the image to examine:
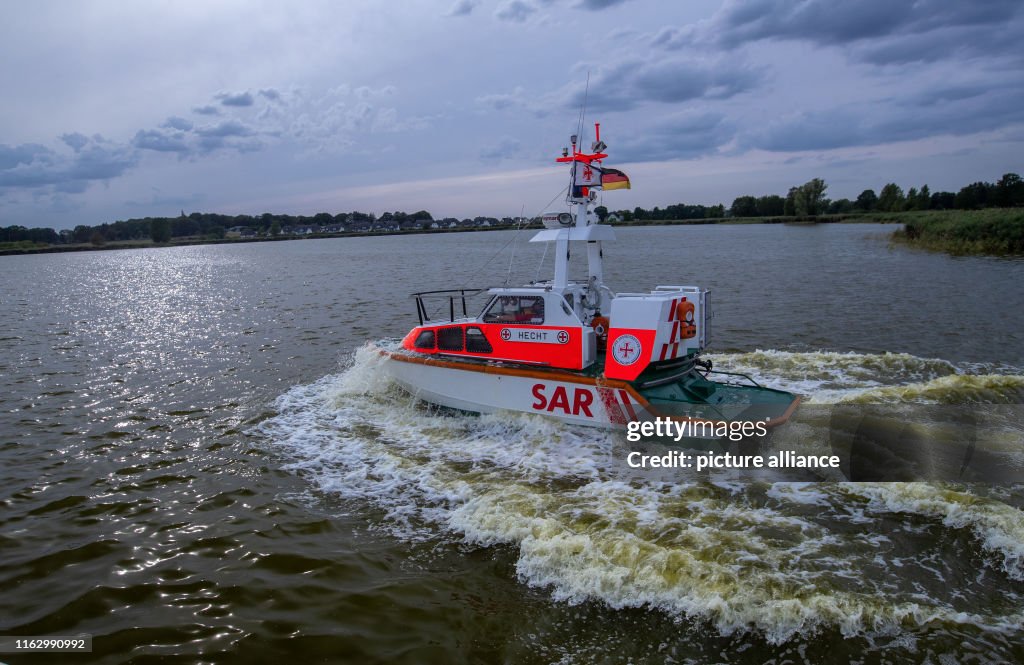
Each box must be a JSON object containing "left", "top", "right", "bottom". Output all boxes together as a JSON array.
[{"left": 378, "top": 123, "right": 800, "bottom": 434}]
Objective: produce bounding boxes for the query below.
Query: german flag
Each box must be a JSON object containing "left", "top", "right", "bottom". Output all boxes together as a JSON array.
[{"left": 600, "top": 167, "right": 630, "bottom": 190}]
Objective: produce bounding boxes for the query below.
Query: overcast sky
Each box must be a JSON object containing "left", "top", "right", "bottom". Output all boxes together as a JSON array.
[{"left": 2, "top": 0, "right": 1022, "bottom": 230}]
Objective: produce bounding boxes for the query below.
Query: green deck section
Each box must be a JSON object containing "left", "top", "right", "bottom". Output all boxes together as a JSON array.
[
  {"left": 572, "top": 350, "right": 798, "bottom": 423},
  {"left": 638, "top": 369, "right": 798, "bottom": 423},
  {"left": 423, "top": 346, "right": 799, "bottom": 423}
]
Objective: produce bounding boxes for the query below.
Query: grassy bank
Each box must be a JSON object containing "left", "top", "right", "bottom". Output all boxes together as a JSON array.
[{"left": 883, "top": 209, "right": 1024, "bottom": 255}]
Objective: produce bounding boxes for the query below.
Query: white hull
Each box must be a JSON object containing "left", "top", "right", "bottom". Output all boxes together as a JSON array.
[{"left": 381, "top": 349, "right": 652, "bottom": 428}]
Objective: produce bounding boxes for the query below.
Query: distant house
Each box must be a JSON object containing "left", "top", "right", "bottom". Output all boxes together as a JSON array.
[{"left": 226, "top": 225, "right": 256, "bottom": 238}]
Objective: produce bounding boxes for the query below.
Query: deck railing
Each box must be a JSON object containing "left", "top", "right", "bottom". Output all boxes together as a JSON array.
[{"left": 410, "top": 288, "right": 488, "bottom": 326}]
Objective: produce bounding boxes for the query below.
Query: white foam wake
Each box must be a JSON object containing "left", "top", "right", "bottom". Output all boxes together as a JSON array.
[{"left": 260, "top": 345, "right": 1024, "bottom": 643}]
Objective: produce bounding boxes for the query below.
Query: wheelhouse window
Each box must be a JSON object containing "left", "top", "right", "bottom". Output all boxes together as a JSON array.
[
  {"left": 465, "top": 326, "right": 493, "bottom": 353},
  {"left": 437, "top": 326, "right": 464, "bottom": 352},
  {"left": 482, "top": 296, "right": 545, "bottom": 324},
  {"left": 414, "top": 329, "right": 436, "bottom": 349}
]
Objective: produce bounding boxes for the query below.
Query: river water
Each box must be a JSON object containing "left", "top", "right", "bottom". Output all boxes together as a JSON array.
[{"left": 1, "top": 224, "right": 1022, "bottom": 663}]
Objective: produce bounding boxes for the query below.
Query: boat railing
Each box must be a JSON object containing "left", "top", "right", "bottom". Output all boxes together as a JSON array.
[{"left": 411, "top": 288, "right": 489, "bottom": 326}]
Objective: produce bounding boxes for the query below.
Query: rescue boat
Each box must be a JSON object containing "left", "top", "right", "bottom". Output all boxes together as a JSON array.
[{"left": 377, "top": 123, "right": 800, "bottom": 433}]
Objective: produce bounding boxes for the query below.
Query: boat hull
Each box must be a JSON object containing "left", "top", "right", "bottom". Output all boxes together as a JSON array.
[{"left": 378, "top": 345, "right": 800, "bottom": 432}]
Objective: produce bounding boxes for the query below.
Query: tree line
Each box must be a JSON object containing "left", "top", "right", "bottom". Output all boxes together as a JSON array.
[
  {"left": 613, "top": 172, "right": 1023, "bottom": 221},
  {"left": 746, "top": 173, "right": 1021, "bottom": 218},
  {"left": 0, "top": 209, "right": 425, "bottom": 246},
  {"left": 2, "top": 173, "right": 1022, "bottom": 246}
]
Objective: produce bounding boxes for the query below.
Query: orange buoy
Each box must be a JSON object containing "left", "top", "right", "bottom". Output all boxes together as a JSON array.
[{"left": 675, "top": 300, "right": 695, "bottom": 324}]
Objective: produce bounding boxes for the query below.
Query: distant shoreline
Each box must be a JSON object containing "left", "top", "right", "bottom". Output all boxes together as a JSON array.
[{"left": 3, "top": 210, "right": 1019, "bottom": 256}]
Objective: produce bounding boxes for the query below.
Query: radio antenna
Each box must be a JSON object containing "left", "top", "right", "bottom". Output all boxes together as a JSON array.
[{"left": 576, "top": 71, "right": 590, "bottom": 150}]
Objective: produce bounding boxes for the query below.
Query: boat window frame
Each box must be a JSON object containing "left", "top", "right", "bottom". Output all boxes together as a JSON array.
[
  {"left": 465, "top": 326, "right": 493, "bottom": 353},
  {"left": 414, "top": 329, "right": 436, "bottom": 350},
  {"left": 481, "top": 295, "right": 546, "bottom": 325},
  {"left": 437, "top": 326, "right": 465, "bottom": 352}
]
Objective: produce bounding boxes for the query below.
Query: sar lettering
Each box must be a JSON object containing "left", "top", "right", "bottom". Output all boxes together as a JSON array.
[{"left": 530, "top": 384, "right": 594, "bottom": 417}]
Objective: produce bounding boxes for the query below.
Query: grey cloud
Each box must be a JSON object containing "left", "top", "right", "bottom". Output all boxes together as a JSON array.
[
  {"left": 193, "top": 105, "right": 220, "bottom": 116},
  {"left": 197, "top": 135, "right": 262, "bottom": 153},
  {"left": 162, "top": 116, "right": 194, "bottom": 131},
  {"left": 551, "top": 55, "right": 759, "bottom": 112},
  {"left": 747, "top": 109, "right": 866, "bottom": 152},
  {"left": 747, "top": 81, "right": 1024, "bottom": 152},
  {"left": 218, "top": 91, "right": 255, "bottom": 107},
  {"left": 853, "top": 22, "right": 1023, "bottom": 65},
  {"left": 195, "top": 119, "right": 255, "bottom": 138},
  {"left": 0, "top": 136, "right": 137, "bottom": 191},
  {"left": 446, "top": 0, "right": 479, "bottom": 16},
  {"left": 574, "top": 0, "right": 631, "bottom": 9},
  {"left": 125, "top": 190, "right": 206, "bottom": 209},
  {"left": 479, "top": 136, "right": 521, "bottom": 160},
  {"left": 193, "top": 119, "right": 262, "bottom": 153},
  {"left": 614, "top": 111, "right": 734, "bottom": 162},
  {"left": 60, "top": 132, "right": 89, "bottom": 152},
  {"left": 259, "top": 88, "right": 282, "bottom": 101},
  {"left": 651, "top": 26, "right": 692, "bottom": 50},
  {"left": 0, "top": 143, "right": 49, "bottom": 170},
  {"left": 706, "top": 0, "right": 1022, "bottom": 55},
  {"left": 495, "top": 0, "right": 536, "bottom": 22},
  {"left": 476, "top": 87, "right": 525, "bottom": 110},
  {"left": 55, "top": 180, "right": 90, "bottom": 194},
  {"left": 133, "top": 129, "right": 190, "bottom": 153}
]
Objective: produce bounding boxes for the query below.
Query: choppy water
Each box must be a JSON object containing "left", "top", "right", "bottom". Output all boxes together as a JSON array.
[{"left": 1, "top": 225, "right": 1023, "bottom": 663}]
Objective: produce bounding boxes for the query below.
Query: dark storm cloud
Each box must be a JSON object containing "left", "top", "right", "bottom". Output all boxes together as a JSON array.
[
  {"left": 0, "top": 135, "right": 137, "bottom": 191},
  {"left": 217, "top": 91, "right": 255, "bottom": 107}
]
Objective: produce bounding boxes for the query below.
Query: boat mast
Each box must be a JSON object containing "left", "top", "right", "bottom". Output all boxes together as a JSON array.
[{"left": 555, "top": 122, "right": 609, "bottom": 293}]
